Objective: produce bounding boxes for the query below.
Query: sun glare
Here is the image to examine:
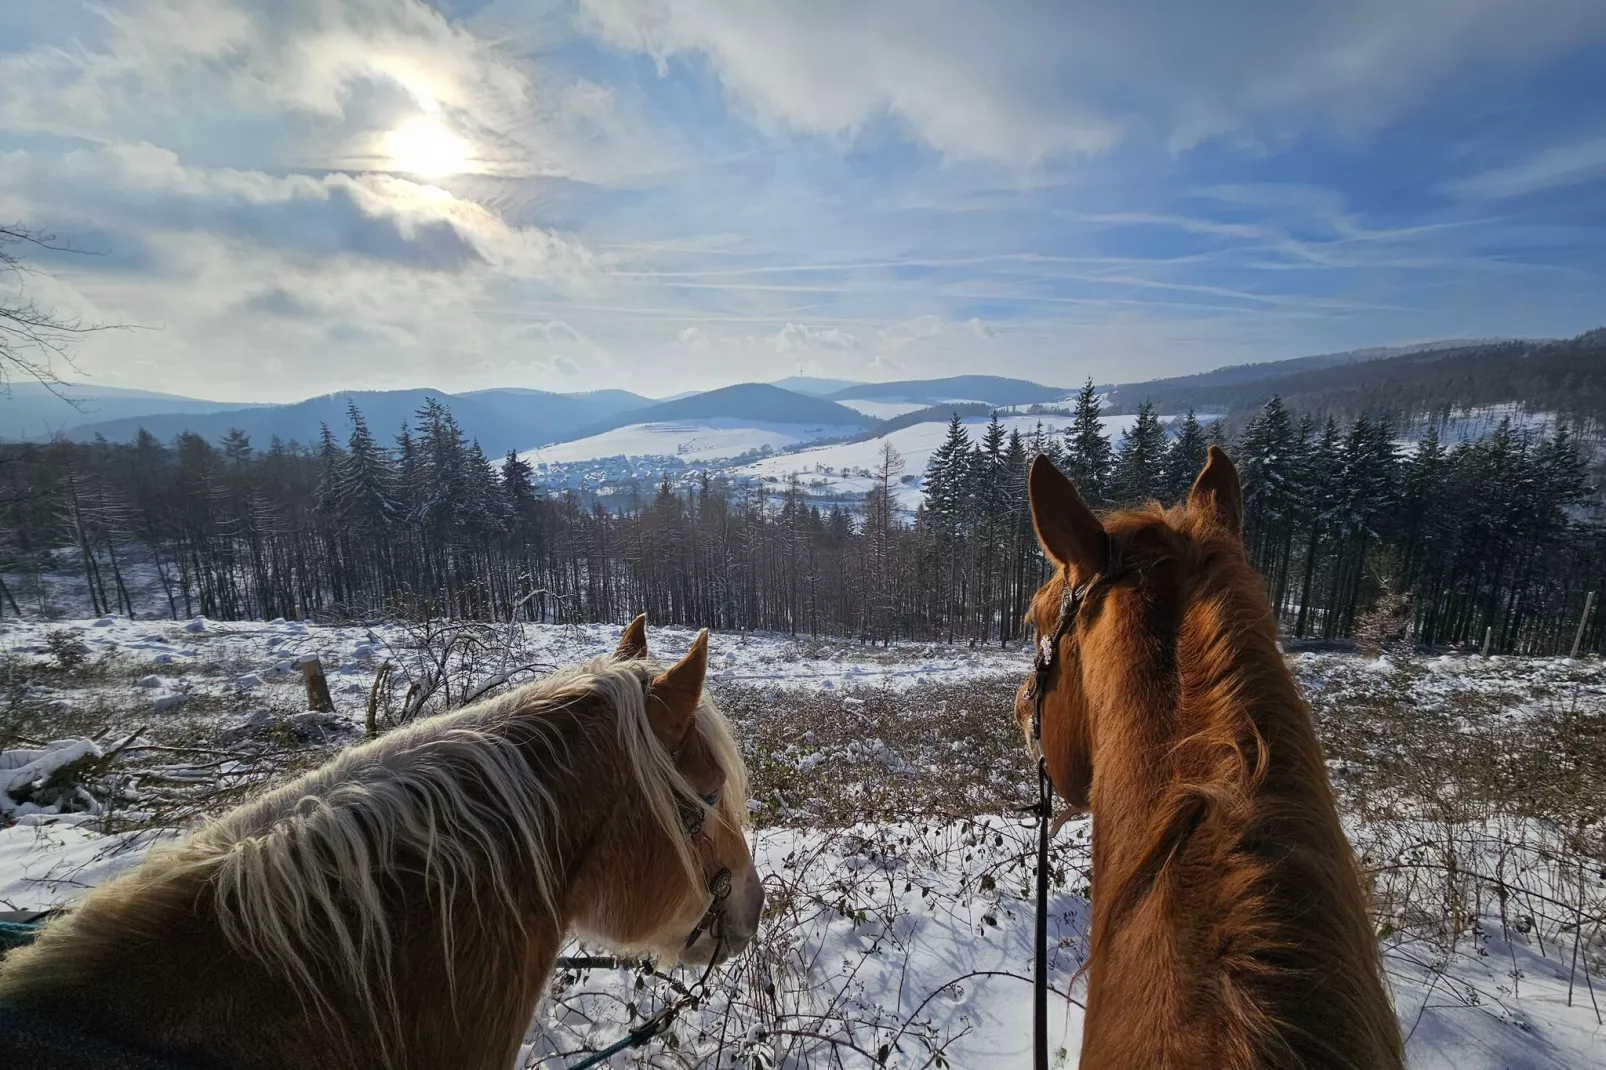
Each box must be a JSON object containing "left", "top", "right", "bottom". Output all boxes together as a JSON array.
[{"left": 384, "top": 118, "right": 471, "bottom": 178}]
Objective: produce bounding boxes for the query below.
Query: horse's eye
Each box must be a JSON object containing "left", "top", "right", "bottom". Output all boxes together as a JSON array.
[{"left": 701, "top": 788, "right": 723, "bottom": 808}]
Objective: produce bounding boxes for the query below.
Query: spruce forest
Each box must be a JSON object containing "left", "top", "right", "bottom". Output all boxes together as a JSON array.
[{"left": 2, "top": 386, "right": 1601, "bottom": 655}]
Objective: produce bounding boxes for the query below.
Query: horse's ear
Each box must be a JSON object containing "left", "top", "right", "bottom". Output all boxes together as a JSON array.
[
  {"left": 648, "top": 629, "right": 708, "bottom": 746},
  {"left": 1028, "top": 454, "right": 1108, "bottom": 572},
  {"left": 615, "top": 613, "right": 648, "bottom": 660},
  {"left": 1189, "top": 445, "right": 1243, "bottom": 537}
]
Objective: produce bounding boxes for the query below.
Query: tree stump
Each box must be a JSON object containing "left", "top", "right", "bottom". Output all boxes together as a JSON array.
[{"left": 300, "top": 656, "right": 335, "bottom": 713}]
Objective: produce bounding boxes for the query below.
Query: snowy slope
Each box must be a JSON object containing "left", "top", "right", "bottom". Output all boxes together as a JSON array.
[
  {"left": 733, "top": 412, "right": 1189, "bottom": 509},
  {"left": 837, "top": 399, "right": 968, "bottom": 420},
  {"left": 1, "top": 618, "right": 1602, "bottom": 1068},
  {"left": 519, "top": 419, "right": 861, "bottom": 465}
]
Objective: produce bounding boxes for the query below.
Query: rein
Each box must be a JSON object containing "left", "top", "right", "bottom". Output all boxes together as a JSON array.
[{"left": 1023, "top": 534, "right": 1124, "bottom": 1070}]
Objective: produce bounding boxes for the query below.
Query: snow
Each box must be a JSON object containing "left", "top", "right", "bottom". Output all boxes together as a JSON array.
[
  {"left": 837, "top": 399, "right": 986, "bottom": 420},
  {"left": 521, "top": 419, "right": 861, "bottom": 466},
  {"left": 732, "top": 412, "right": 1189, "bottom": 510},
  {"left": 1, "top": 741, "right": 103, "bottom": 816},
  {"left": 1, "top": 616, "right": 1602, "bottom": 1067}
]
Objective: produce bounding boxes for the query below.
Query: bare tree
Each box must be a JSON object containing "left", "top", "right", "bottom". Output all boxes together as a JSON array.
[{"left": 0, "top": 223, "right": 114, "bottom": 396}]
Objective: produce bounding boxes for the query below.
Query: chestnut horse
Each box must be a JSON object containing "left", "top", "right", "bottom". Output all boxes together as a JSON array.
[
  {"left": 1019, "top": 448, "right": 1402, "bottom": 1068},
  {"left": 0, "top": 618, "right": 763, "bottom": 1070}
]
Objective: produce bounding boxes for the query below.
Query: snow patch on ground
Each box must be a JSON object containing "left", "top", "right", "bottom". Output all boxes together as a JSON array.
[{"left": 522, "top": 419, "right": 861, "bottom": 465}]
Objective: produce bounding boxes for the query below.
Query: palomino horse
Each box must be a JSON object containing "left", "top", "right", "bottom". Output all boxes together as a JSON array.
[
  {"left": 0, "top": 618, "right": 763, "bottom": 1069},
  {"left": 1019, "top": 448, "right": 1402, "bottom": 1068}
]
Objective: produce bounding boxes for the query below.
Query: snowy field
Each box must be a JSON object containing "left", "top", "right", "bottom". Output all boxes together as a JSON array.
[
  {"left": 522, "top": 419, "right": 862, "bottom": 465},
  {"left": 733, "top": 413, "right": 1190, "bottom": 510},
  {"left": 837, "top": 399, "right": 986, "bottom": 420},
  {"left": 3, "top": 616, "right": 1605, "bottom": 1067}
]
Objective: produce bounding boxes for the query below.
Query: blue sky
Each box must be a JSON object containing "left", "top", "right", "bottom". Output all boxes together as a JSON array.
[{"left": 2, "top": 0, "right": 1605, "bottom": 402}]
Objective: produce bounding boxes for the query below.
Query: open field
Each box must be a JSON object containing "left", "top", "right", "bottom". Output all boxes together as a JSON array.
[{"left": 3, "top": 617, "right": 1605, "bottom": 1067}]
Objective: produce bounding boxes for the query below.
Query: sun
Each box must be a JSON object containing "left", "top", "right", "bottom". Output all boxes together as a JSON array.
[{"left": 384, "top": 118, "right": 472, "bottom": 178}]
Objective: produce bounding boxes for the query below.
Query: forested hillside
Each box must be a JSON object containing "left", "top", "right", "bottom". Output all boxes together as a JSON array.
[
  {"left": 1105, "top": 329, "right": 1606, "bottom": 438},
  {"left": 2, "top": 386, "right": 1599, "bottom": 655}
]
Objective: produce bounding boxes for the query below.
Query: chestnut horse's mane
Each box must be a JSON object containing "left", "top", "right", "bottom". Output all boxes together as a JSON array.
[
  {"left": 5, "top": 655, "right": 747, "bottom": 1044},
  {"left": 1042, "top": 500, "right": 1401, "bottom": 1067}
]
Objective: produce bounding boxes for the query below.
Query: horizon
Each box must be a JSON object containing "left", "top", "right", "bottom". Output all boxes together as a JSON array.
[
  {"left": 13, "top": 333, "right": 1557, "bottom": 411},
  {"left": 3, "top": 3, "right": 1605, "bottom": 403}
]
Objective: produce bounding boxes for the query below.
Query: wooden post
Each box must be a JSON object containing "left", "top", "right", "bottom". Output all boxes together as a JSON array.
[
  {"left": 300, "top": 655, "right": 335, "bottom": 713},
  {"left": 1481, "top": 626, "right": 1493, "bottom": 657},
  {"left": 1572, "top": 591, "right": 1597, "bottom": 659}
]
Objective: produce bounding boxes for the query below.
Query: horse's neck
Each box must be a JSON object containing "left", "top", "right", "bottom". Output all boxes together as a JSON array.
[
  {"left": 0, "top": 712, "right": 610, "bottom": 1070},
  {"left": 1082, "top": 594, "right": 1372, "bottom": 1065}
]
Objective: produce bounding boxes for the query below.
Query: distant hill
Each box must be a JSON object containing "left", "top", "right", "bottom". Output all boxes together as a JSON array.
[
  {"left": 570, "top": 383, "right": 875, "bottom": 440},
  {"left": 1100, "top": 339, "right": 1523, "bottom": 411},
  {"left": 61, "top": 387, "right": 654, "bottom": 456},
  {"left": 1106, "top": 332, "right": 1605, "bottom": 433},
  {"left": 830, "top": 375, "right": 1066, "bottom": 407},
  {"left": 770, "top": 376, "right": 863, "bottom": 396},
  {"left": 0, "top": 382, "right": 267, "bottom": 441}
]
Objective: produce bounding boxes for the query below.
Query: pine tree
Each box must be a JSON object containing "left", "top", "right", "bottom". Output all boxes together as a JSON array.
[
  {"left": 1292, "top": 418, "right": 1343, "bottom": 636},
  {"left": 1162, "top": 409, "right": 1209, "bottom": 501},
  {"left": 315, "top": 423, "right": 344, "bottom": 519},
  {"left": 1063, "top": 379, "right": 1114, "bottom": 505},
  {"left": 335, "top": 400, "right": 398, "bottom": 533},
  {"left": 1028, "top": 421, "right": 1064, "bottom": 467},
  {"left": 220, "top": 429, "right": 253, "bottom": 470},
  {"left": 1113, "top": 401, "right": 1166, "bottom": 504},
  {"left": 923, "top": 413, "right": 973, "bottom": 542}
]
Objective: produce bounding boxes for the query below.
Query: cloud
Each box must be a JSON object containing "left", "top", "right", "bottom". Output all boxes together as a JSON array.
[
  {"left": 577, "top": 0, "right": 1606, "bottom": 163},
  {"left": 674, "top": 326, "right": 710, "bottom": 348},
  {"left": 867, "top": 354, "right": 905, "bottom": 373},
  {"left": 769, "top": 322, "right": 860, "bottom": 352},
  {"left": 535, "top": 354, "right": 582, "bottom": 376},
  {"left": 517, "top": 319, "right": 586, "bottom": 343},
  {"left": 880, "top": 315, "right": 947, "bottom": 348},
  {"left": 0, "top": 143, "right": 597, "bottom": 280},
  {"left": 965, "top": 317, "right": 993, "bottom": 339},
  {"left": 1450, "top": 135, "right": 1606, "bottom": 200},
  {"left": 241, "top": 286, "right": 322, "bottom": 318}
]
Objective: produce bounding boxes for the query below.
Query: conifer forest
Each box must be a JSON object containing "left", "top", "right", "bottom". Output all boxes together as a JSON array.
[{"left": 2, "top": 386, "right": 1601, "bottom": 655}]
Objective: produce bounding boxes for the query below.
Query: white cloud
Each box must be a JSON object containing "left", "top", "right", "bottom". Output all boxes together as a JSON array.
[
  {"left": 0, "top": 143, "right": 597, "bottom": 282},
  {"left": 965, "top": 317, "right": 994, "bottom": 339},
  {"left": 769, "top": 322, "right": 860, "bottom": 353},
  {"left": 880, "top": 315, "right": 947, "bottom": 348},
  {"left": 577, "top": 0, "right": 1606, "bottom": 163},
  {"left": 517, "top": 319, "right": 586, "bottom": 343},
  {"left": 1450, "top": 136, "right": 1606, "bottom": 200}
]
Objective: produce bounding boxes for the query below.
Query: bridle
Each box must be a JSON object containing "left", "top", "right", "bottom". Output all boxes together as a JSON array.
[
  {"left": 561, "top": 703, "right": 736, "bottom": 1070},
  {"left": 1023, "top": 533, "right": 1125, "bottom": 1070},
  {"left": 677, "top": 785, "right": 734, "bottom": 952}
]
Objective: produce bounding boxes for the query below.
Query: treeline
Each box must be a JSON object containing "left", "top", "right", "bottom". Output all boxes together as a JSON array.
[
  {"left": 1111, "top": 328, "right": 1606, "bottom": 436},
  {"left": 0, "top": 387, "right": 1601, "bottom": 654}
]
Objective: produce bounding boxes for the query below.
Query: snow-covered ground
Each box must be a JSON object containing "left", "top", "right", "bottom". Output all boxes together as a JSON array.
[
  {"left": 3, "top": 617, "right": 1604, "bottom": 1067},
  {"left": 733, "top": 413, "right": 1191, "bottom": 510},
  {"left": 521, "top": 419, "right": 861, "bottom": 465},
  {"left": 837, "top": 398, "right": 985, "bottom": 420}
]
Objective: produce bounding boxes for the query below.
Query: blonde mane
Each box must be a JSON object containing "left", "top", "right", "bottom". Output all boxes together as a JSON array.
[{"left": 5, "top": 654, "right": 748, "bottom": 1047}]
